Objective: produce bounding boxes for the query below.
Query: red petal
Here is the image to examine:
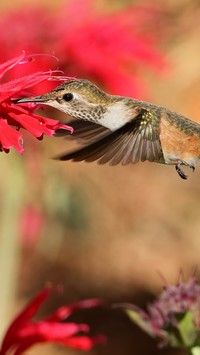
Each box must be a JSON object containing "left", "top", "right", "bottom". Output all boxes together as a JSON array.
[
  {"left": 0, "top": 286, "right": 105, "bottom": 355},
  {"left": 48, "top": 299, "right": 103, "bottom": 321},
  {"left": 58, "top": 335, "right": 106, "bottom": 350},
  {"left": 1, "top": 104, "right": 72, "bottom": 139},
  {"left": 8, "top": 335, "right": 103, "bottom": 355},
  {"left": 7, "top": 111, "right": 52, "bottom": 138},
  {"left": 0, "top": 120, "right": 23, "bottom": 153},
  {"left": 53, "top": 123, "right": 74, "bottom": 134},
  {"left": 0, "top": 288, "right": 51, "bottom": 354},
  {"left": 0, "top": 53, "right": 26, "bottom": 79},
  {"left": 10, "top": 332, "right": 104, "bottom": 354},
  {"left": 19, "top": 321, "right": 89, "bottom": 338},
  {"left": 0, "top": 72, "right": 58, "bottom": 102}
]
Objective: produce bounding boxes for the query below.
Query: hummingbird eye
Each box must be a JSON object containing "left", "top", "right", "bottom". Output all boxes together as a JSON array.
[{"left": 62, "top": 93, "right": 74, "bottom": 102}]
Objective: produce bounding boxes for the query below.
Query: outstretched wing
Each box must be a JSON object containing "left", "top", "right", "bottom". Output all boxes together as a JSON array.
[{"left": 55, "top": 109, "right": 164, "bottom": 165}]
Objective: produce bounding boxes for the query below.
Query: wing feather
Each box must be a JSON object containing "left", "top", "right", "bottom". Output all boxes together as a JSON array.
[
  {"left": 55, "top": 119, "right": 108, "bottom": 143},
  {"left": 55, "top": 110, "right": 164, "bottom": 164}
]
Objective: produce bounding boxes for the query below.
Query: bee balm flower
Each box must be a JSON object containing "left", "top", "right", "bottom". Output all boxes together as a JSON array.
[
  {"left": 120, "top": 278, "right": 200, "bottom": 354},
  {"left": 0, "top": 53, "right": 73, "bottom": 154},
  {"left": 0, "top": 287, "right": 105, "bottom": 354}
]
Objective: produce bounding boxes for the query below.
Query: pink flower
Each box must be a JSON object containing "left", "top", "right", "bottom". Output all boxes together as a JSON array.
[
  {"left": 120, "top": 278, "right": 200, "bottom": 350},
  {"left": 0, "top": 53, "right": 73, "bottom": 154},
  {"left": 19, "top": 204, "right": 45, "bottom": 248},
  {"left": 0, "top": 288, "right": 105, "bottom": 355}
]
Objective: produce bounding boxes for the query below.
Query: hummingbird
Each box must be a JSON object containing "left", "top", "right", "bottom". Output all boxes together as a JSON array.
[{"left": 15, "top": 78, "right": 200, "bottom": 179}]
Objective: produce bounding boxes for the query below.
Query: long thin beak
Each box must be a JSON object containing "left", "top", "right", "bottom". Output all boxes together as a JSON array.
[{"left": 13, "top": 96, "right": 46, "bottom": 104}]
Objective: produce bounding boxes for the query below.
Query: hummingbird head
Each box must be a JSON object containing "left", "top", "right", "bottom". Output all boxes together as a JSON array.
[{"left": 15, "top": 79, "right": 111, "bottom": 122}]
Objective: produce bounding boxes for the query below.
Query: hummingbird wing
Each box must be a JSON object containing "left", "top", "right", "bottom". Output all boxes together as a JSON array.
[
  {"left": 54, "top": 119, "right": 109, "bottom": 143},
  {"left": 55, "top": 109, "right": 164, "bottom": 165}
]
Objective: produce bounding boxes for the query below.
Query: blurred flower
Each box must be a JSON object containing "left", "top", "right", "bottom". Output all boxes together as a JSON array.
[
  {"left": 57, "top": 0, "right": 168, "bottom": 96},
  {"left": 0, "top": 53, "right": 73, "bottom": 154},
  {"left": 120, "top": 278, "right": 200, "bottom": 354},
  {"left": 0, "top": 1, "right": 169, "bottom": 97},
  {"left": 19, "top": 204, "right": 45, "bottom": 248},
  {"left": 0, "top": 287, "right": 105, "bottom": 355}
]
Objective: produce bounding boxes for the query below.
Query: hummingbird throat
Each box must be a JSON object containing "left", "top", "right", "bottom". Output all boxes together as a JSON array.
[{"left": 99, "top": 102, "right": 133, "bottom": 130}]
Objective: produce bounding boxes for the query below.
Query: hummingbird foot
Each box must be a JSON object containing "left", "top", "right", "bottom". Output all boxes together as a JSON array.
[{"left": 175, "top": 160, "right": 195, "bottom": 180}]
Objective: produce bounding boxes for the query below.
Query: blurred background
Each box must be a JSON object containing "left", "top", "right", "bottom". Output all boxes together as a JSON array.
[{"left": 0, "top": 0, "right": 200, "bottom": 354}]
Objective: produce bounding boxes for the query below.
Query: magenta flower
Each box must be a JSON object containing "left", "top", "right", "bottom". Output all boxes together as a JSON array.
[
  {"left": 120, "top": 278, "right": 200, "bottom": 354},
  {"left": 0, "top": 53, "right": 72, "bottom": 154},
  {"left": 0, "top": 288, "right": 105, "bottom": 355}
]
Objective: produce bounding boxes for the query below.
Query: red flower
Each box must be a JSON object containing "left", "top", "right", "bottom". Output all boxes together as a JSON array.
[
  {"left": 57, "top": 0, "right": 168, "bottom": 96},
  {"left": 0, "top": 2, "right": 168, "bottom": 97},
  {"left": 0, "top": 288, "right": 105, "bottom": 355},
  {"left": 0, "top": 53, "right": 73, "bottom": 154}
]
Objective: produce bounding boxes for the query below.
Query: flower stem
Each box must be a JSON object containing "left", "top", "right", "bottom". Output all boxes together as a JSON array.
[{"left": 0, "top": 157, "right": 24, "bottom": 338}]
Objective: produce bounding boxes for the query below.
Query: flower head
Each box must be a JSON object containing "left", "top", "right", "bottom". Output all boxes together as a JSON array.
[
  {"left": 0, "top": 53, "right": 72, "bottom": 154},
  {"left": 57, "top": 0, "right": 168, "bottom": 96},
  {"left": 121, "top": 278, "right": 200, "bottom": 350},
  {"left": 0, "top": 287, "right": 105, "bottom": 355},
  {"left": 0, "top": 1, "right": 168, "bottom": 97}
]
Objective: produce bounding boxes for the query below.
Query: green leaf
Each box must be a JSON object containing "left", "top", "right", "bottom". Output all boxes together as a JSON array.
[
  {"left": 125, "top": 308, "right": 168, "bottom": 341},
  {"left": 125, "top": 309, "right": 156, "bottom": 337},
  {"left": 177, "top": 311, "right": 197, "bottom": 347},
  {"left": 167, "top": 328, "right": 184, "bottom": 347}
]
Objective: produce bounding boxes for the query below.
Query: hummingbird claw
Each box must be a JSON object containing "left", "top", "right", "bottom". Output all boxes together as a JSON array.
[
  {"left": 176, "top": 164, "right": 188, "bottom": 180},
  {"left": 175, "top": 160, "right": 195, "bottom": 179},
  {"left": 185, "top": 162, "right": 195, "bottom": 172}
]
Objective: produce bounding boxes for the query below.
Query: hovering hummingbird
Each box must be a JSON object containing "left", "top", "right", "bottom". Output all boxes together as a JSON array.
[{"left": 15, "top": 79, "right": 200, "bottom": 179}]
